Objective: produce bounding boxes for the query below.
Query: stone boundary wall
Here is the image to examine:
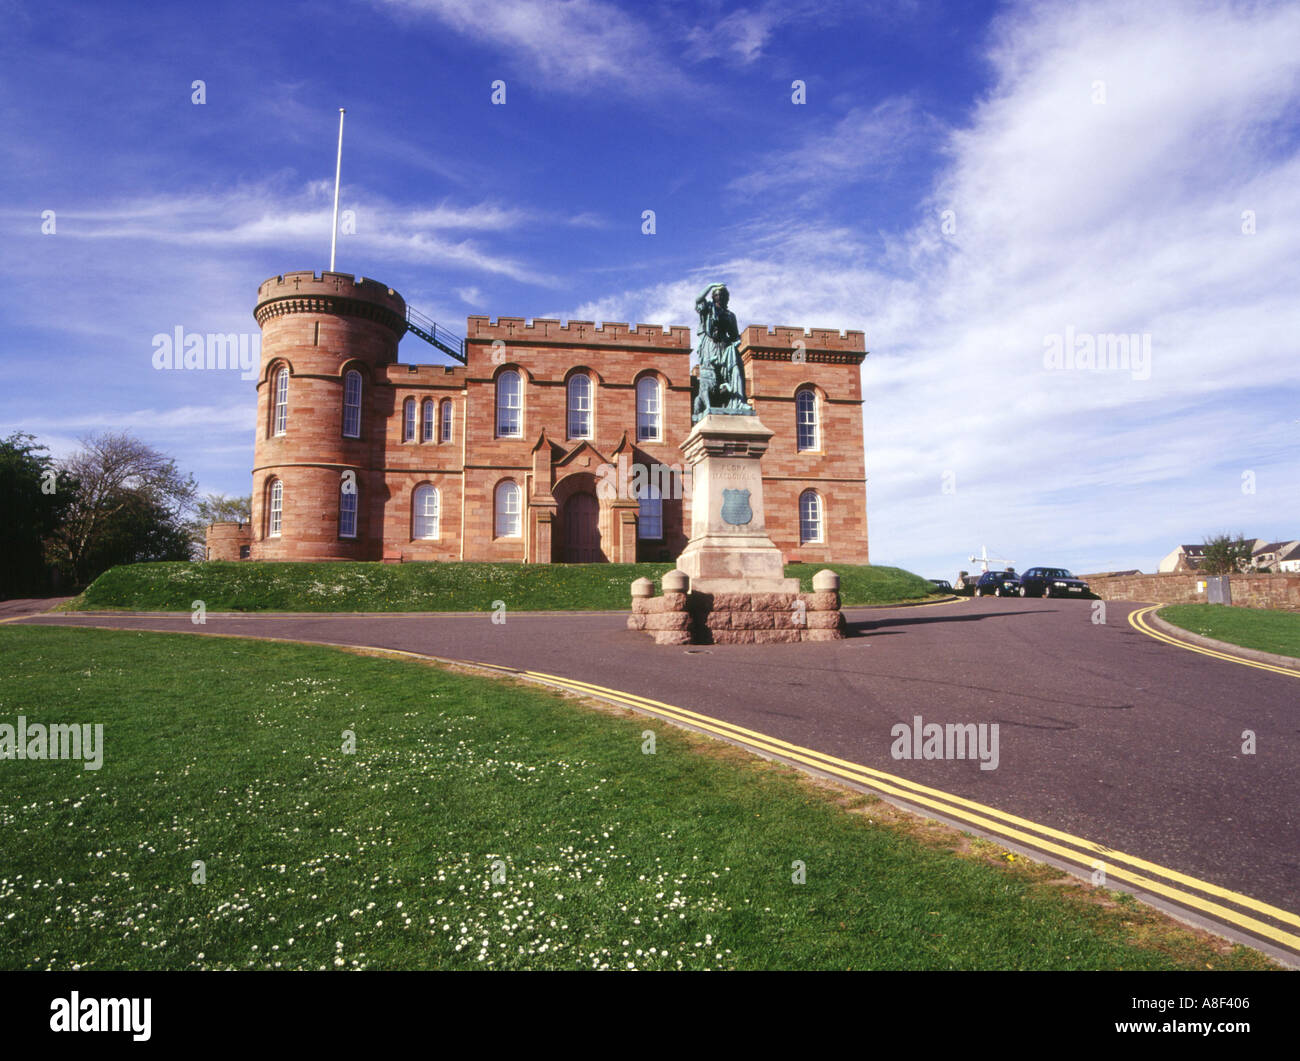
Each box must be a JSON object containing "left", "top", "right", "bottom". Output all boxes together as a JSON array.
[{"left": 1086, "top": 572, "right": 1300, "bottom": 610}]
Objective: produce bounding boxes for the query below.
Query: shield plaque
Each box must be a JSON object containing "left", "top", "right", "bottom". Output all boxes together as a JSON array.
[{"left": 720, "top": 488, "right": 753, "bottom": 526}]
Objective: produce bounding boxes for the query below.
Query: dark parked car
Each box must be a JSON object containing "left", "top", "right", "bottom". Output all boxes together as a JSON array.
[
  {"left": 1018, "top": 567, "right": 1090, "bottom": 598},
  {"left": 974, "top": 570, "right": 1021, "bottom": 597},
  {"left": 929, "top": 579, "right": 953, "bottom": 592}
]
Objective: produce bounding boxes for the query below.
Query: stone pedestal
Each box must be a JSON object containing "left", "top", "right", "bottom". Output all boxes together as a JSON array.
[
  {"left": 674, "top": 413, "right": 799, "bottom": 595},
  {"left": 627, "top": 412, "right": 846, "bottom": 644}
]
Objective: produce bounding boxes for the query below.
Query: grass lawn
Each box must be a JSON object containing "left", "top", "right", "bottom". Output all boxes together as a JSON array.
[
  {"left": 65, "top": 560, "right": 942, "bottom": 613},
  {"left": 1159, "top": 604, "right": 1300, "bottom": 660},
  {"left": 0, "top": 625, "right": 1273, "bottom": 971}
]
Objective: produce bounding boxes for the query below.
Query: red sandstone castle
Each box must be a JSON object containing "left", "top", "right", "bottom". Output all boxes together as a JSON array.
[{"left": 207, "top": 270, "right": 869, "bottom": 565}]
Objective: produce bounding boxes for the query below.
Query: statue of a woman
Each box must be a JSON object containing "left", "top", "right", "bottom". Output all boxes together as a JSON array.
[{"left": 693, "top": 283, "right": 752, "bottom": 421}]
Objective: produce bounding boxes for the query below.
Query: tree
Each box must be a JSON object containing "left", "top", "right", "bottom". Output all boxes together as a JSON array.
[
  {"left": 0, "top": 433, "right": 71, "bottom": 597},
  {"left": 1200, "top": 533, "right": 1252, "bottom": 576},
  {"left": 80, "top": 490, "right": 195, "bottom": 574},
  {"left": 186, "top": 493, "right": 252, "bottom": 559},
  {"left": 46, "top": 433, "right": 197, "bottom": 585}
]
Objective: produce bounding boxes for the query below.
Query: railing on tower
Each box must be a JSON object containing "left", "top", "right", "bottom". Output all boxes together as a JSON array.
[{"left": 404, "top": 305, "right": 467, "bottom": 363}]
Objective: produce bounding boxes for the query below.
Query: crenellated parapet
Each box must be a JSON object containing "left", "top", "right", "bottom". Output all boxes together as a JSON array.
[
  {"left": 254, "top": 271, "right": 407, "bottom": 336},
  {"left": 740, "top": 325, "right": 867, "bottom": 364},
  {"left": 466, "top": 316, "right": 691, "bottom": 349}
]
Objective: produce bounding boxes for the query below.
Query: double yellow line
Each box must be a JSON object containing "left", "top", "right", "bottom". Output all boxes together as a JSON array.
[
  {"left": 400, "top": 651, "right": 1300, "bottom": 955},
  {"left": 1129, "top": 605, "right": 1300, "bottom": 678}
]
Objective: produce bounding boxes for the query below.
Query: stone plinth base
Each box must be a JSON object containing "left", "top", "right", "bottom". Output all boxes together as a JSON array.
[{"left": 629, "top": 570, "right": 846, "bottom": 645}]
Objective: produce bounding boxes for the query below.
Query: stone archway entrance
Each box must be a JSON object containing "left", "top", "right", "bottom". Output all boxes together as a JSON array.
[{"left": 561, "top": 491, "right": 602, "bottom": 563}]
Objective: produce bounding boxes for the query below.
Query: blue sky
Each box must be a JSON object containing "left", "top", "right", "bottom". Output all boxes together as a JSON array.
[{"left": 2, "top": 0, "right": 1297, "bottom": 579}]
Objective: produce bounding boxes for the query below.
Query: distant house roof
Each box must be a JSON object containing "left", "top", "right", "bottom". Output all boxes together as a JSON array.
[
  {"left": 1253, "top": 541, "right": 1287, "bottom": 555},
  {"left": 1277, "top": 542, "right": 1300, "bottom": 563}
]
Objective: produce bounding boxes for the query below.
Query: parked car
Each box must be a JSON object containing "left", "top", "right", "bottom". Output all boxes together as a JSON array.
[
  {"left": 928, "top": 579, "right": 953, "bottom": 592},
  {"left": 1018, "top": 567, "right": 1090, "bottom": 598},
  {"left": 974, "top": 570, "right": 1021, "bottom": 597}
]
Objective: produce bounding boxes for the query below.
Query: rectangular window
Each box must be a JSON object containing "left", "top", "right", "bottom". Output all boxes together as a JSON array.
[
  {"left": 638, "top": 493, "right": 663, "bottom": 540},
  {"left": 440, "top": 401, "right": 452, "bottom": 442},
  {"left": 799, "top": 492, "right": 822, "bottom": 544},
  {"left": 797, "top": 392, "right": 818, "bottom": 452},
  {"left": 339, "top": 488, "right": 357, "bottom": 539},
  {"left": 274, "top": 370, "right": 288, "bottom": 436},
  {"left": 343, "top": 373, "right": 361, "bottom": 438},
  {"left": 637, "top": 381, "right": 661, "bottom": 441},
  {"left": 567, "top": 376, "right": 592, "bottom": 439},
  {"left": 495, "top": 482, "right": 522, "bottom": 538},
  {"left": 497, "top": 373, "right": 522, "bottom": 438}
]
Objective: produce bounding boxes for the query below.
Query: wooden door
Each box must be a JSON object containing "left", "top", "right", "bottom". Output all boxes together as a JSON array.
[{"left": 562, "top": 492, "right": 601, "bottom": 562}]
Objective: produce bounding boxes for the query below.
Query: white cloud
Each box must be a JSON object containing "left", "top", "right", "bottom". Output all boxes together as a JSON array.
[
  {"left": 1, "top": 185, "right": 553, "bottom": 285},
  {"left": 373, "top": 0, "right": 687, "bottom": 95},
  {"left": 727, "top": 98, "right": 931, "bottom": 197}
]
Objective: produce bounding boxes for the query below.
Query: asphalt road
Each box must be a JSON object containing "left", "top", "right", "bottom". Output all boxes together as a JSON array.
[{"left": 14, "top": 597, "right": 1299, "bottom": 935}]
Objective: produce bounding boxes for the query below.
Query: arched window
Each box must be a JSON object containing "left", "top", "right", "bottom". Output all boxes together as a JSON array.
[
  {"left": 342, "top": 370, "right": 362, "bottom": 438},
  {"left": 339, "top": 478, "right": 358, "bottom": 539},
  {"left": 440, "top": 399, "right": 452, "bottom": 443},
  {"left": 421, "top": 399, "right": 435, "bottom": 443},
  {"left": 403, "top": 398, "right": 417, "bottom": 442},
  {"left": 413, "top": 484, "right": 440, "bottom": 539},
  {"left": 636, "top": 377, "right": 661, "bottom": 442},
  {"left": 272, "top": 367, "right": 288, "bottom": 437},
  {"left": 799, "top": 490, "right": 822, "bottom": 544},
  {"left": 636, "top": 477, "right": 662, "bottom": 540},
  {"left": 567, "top": 373, "right": 592, "bottom": 439},
  {"left": 268, "top": 479, "right": 283, "bottom": 537},
  {"left": 796, "top": 388, "right": 818, "bottom": 452},
  {"left": 496, "top": 370, "right": 522, "bottom": 437},
  {"left": 494, "top": 480, "right": 521, "bottom": 538}
]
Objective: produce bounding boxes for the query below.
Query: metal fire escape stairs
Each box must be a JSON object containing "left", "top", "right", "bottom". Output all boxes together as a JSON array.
[{"left": 404, "top": 305, "right": 467, "bottom": 363}]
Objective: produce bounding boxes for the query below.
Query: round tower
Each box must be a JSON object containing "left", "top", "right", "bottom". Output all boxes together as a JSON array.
[{"left": 249, "top": 270, "right": 406, "bottom": 561}]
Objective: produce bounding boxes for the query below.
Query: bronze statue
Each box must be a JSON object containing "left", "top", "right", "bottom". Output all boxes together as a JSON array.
[{"left": 692, "top": 283, "right": 752, "bottom": 421}]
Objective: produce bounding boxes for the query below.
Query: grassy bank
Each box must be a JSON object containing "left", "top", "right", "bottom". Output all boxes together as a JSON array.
[
  {"left": 0, "top": 625, "right": 1272, "bottom": 970},
  {"left": 66, "top": 560, "right": 941, "bottom": 613},
  {"left": 1159, "top": 604, "right": 1300, "bottom": 660}
]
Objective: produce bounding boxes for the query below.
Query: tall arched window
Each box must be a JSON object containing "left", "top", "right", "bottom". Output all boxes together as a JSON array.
[
  {"left": 268, "top": 479, "right": 283, "bottom": 537},
  {"left": 403, "top": 398, "right": 417, "bottom": 442},
  {"left": 421, "top": 399, "right": 435, "bottom": 442},
  {"left": 342, "top": 370, "right": 362, "bottom": 438},
  {"left": 494, "top": 480, "right": 521, "bottom": 538},
  {"left": 413, "top": 484, "right": 440, "bottom": 539},
  {"left": 496, "top": 370, "right": 522, "bottom": 437},
  {"left": 567, "top": 373, "right": 592, "bottom": 439},
  {"left": 799, "top": 489, "right": 822, "bottom": 544},
  {"left": 339, "top": 479, "right": 358, "bottom": 539},
  {"left": 796, "top": 388, "right": 818, "bottom": 452},
  {"left": 636, "top": 377, "right": 661, "bottom": 442},
  {"left": 440, "top": 399, "right": 452, "bottom": 443},
  {"left": 272, "top": 367, "right": 288, "bottom": 436}
]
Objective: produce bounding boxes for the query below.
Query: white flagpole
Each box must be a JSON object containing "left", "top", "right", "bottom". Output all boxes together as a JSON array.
[{"left": 329, "top": 107, "right": 345, "bottom": 272}]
